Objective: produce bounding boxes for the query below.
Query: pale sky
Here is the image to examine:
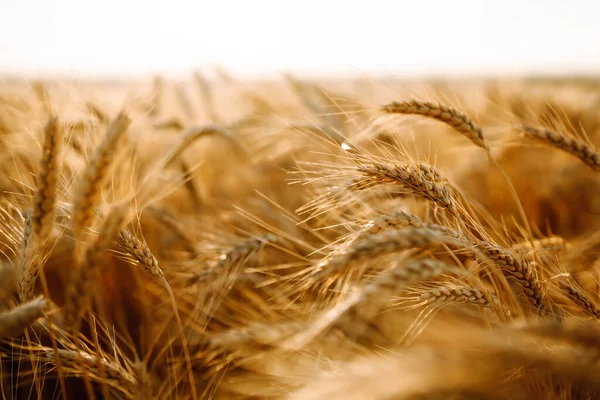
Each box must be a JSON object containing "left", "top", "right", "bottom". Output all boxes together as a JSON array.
[{"left": 0, "top": 0, "right": 599, "bottom": 79}]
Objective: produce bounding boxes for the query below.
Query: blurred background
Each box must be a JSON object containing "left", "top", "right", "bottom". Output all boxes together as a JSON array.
[{"left": 0, "top": 0, "right": 598, "bottom": 80}]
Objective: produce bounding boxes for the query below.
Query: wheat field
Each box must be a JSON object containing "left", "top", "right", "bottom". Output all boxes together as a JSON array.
[{"left": 1, "top": 72, "right": 600, "bottom": 399}]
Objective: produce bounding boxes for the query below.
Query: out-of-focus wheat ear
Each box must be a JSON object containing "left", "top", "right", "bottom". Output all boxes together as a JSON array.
[
  {"left": 381, "top": 100, "right": 488, "bottom": 150},
  {"left": 64, "top": 203, "right": 129, "bottom": 330},
  {"left": 519, "top": 125, "right": 600, "bottom": 171},
  {"left": 85, "top": 101, "right": 108, "bottom": 124},
  {"left": 146, "top": 206, "right": 199, "bottom": 255},
  {"left": 32, "top": 80, "right": 52, "bottom": 115},
  {"left": 175, "top": 83, "right": 197, "bottom": 123},
  {"left": 149, "top": 75, "right": 164, "bottom": 117},
  {"left": 511, "top": 236, "right": 571, "bottom": 254},
  {"left": 557, "top": 275, "right": 600, "bottom": 318},
  {"left": 286, "top": 258, "right": 453, "bottom": 349},
  {"left": 517, "top": 318, "right": 600, "bottom": 349},
  {"left": 47, "top": 349, "right": 138, "bottom": 398},
  {"left": 364, "top": 259, "right": 453, "bottom": 301},
  {"left": 193, "top": 70, "right": 220, "bottom": 122},
  {"left": 189, "top": 234, "right": 275, "bottom": 284},
  {"left": 163, "top": 124, "right": 249, "bottom": 167},
  {"left": 0, "top": 296, "right": 47, "bottom": 339},
  {"left": 316, "top": 227, "right": 462, "bottom": 280},
  {"left": 32, "top": 117, "right": 62, "bottom": 241},
  {"left": 356, "top": 162, "right": 460, "bottom": 217},
  {"left": 133, "top": 358, "right": 154, "bottom": 399},
  {"left": 72, "top": 112, "right": 130, "bottom": 252},
  {"left": 361, "top": 210, "right": 462, "bottom": 240},
  {"left": 153, "top": 117, "right": 185, "bottom": 131}
]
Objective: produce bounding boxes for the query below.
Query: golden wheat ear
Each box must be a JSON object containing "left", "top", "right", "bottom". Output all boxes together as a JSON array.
[
  {"left": 518, "top": 124, "right": 600, "bottom": 171},
  {"left": 19, "top": 117, "right": 62, "bottom": 302},
  {"left": 71, "top": 112, "right": 130, "bottom": 251},
  {"left": 315, "top": 226, "right": 462, "bottom": 281},
  {"left": 381, "top": 100, "right": 488, "bottom": 150},
  {"left": 356, "top": 162, "right": 460, "bottom": 217}
]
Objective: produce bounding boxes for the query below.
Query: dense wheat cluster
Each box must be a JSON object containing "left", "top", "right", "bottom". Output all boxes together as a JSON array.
[{"left": 1, "top": 72, "right": 600, "bottom": 399}]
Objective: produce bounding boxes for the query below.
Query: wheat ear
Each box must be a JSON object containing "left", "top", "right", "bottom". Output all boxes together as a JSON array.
[
  {"left": 316, "top": 227, "right": 461, "bottom": 280},
  {"left": 381, "top": 100, "right": 488, "bottom": 150},
  {"left": 519, "top": 124, "right": 600, "bottom": 171},
  {"left": 286, "top": 258, "right": 452, "bottom": 349},
  {"left": 356, "top": 162, "right": 459, "bottom": 216},
  {"left": 362, "top": 210, "right": 461, "bottom": 239},
  {"left": 190, "top": 235, "right": 275, "bottom": 284},
  {"left": 47, "top": 349, "right": 137, "bottom": 398},
  {"left": 557, "top": 276, "right": 600, "bottom": 318},
  {"left": 418, "top": 286, "right": 500, "bottom": 308},
  {"left": 511, "top": 236, "right": 571, "bottom": 253},
  {"left": 72, "top": 113, "right": 130, "bottom": 251},
  {"left": 0, "top": 297, "right": 47, "bottom": 339},
  {"left": 116, "top": 228, "right": 198, "bottom": 400},
  {"left": 477, "top": 243, "right": 544, "bottom": 310},
  {"left": 19, "top": 118, "right": 62, "bottom": 301}
]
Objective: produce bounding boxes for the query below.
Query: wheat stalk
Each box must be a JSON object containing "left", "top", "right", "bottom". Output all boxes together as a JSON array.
[{"left": 0, "top": 297, "right": 47, "bottom": 339}]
